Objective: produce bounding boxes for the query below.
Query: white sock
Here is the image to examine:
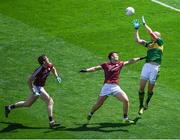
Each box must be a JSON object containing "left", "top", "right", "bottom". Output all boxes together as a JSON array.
[
  {"left": 123, "top": 117, "right": 128, "bottom": 120},
  {"left": 89, "top": 112, "right": 93, "bottom": 116}
]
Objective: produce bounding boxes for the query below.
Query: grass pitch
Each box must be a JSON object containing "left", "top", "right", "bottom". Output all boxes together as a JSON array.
[{"left": 0, "top": 0, "right": 180, "bottom": 139}]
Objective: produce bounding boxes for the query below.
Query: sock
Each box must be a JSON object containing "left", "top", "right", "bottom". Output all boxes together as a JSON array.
[
  {"left": 146, "top": 92, "right": 154, "bottom": 105},
  {"left": 89, "top": 112, "right": 94, "bottom": 116},
  {"left": 123, "top": 114, "right": 128, "bottom": 120},
  {"left": 49, "top": 116, "right": 53, "bottom": 122},
  {"left": 139, "top": 91, "right": 145, "bottom": 108},
  {"left": 10, "top": 105, "right": 16, "bottom": 110}
]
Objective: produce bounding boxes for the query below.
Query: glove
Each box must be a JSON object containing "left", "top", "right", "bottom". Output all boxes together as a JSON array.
[
  {"left": 56, "top": 76, "right": 62, "bottom": 83},
  {"left": 139, "top": 56, "right": 147, "bottom": 60},
  {"left": 79, "top": 69, "right": 87, "bottom": 73},
  {"left": 133, "top": 19, "right": 140, "bottom": 30},
  {"left": 142, "top": 16, "right": 146, "bottom": 25}
]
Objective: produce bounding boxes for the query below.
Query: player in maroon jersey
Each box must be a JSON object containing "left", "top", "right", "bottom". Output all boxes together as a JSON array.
[
  {"left": 5, "top": 55, "right": 62, "bottom": 129},
  {"left": 80, "top": 52, "right": 146, "bottom": 123}
]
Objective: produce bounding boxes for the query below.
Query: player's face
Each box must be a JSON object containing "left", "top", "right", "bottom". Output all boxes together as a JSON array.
[
  {"left": 151, "top": 31, "right": 161, "bottom": 41},
  {"left": 43, "top": 56, "right": 50, "bottom": 65},
  {"left": 111, "top": 53, "right": 119, "bottom": 61}
]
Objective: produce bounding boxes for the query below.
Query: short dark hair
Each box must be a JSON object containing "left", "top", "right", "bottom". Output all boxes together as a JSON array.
[
  {"left": 38, "top": 54, "right": 46, "bottom": 65},
  {"left": 108, "top": 52, "right": 118, "bottom": 60}
]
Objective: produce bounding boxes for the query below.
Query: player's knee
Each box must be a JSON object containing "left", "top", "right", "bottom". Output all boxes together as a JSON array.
[
  {"left": 123, "top": 98, "right": 129, "bottom": 105},
  {"left": 49, "top": 98, "right": 54, "bottom": 105},
  {"left": 125, "top": 99, "right": 129, "bottom": 104}
]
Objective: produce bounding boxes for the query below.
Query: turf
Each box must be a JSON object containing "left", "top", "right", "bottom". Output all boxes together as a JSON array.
[
  {"left": 157, "top": 0, "right": 180, "bottom": 9},
  {"left": 0, "top": 0, "right": 180, "bottom": 139}
]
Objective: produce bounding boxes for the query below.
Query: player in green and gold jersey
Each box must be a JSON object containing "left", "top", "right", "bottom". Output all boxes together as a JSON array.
[{"left": 133, "top": 16, "right": 164, "bottom": 115}]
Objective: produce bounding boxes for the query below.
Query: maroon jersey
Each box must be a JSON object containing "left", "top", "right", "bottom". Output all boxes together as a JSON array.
[
  {"left": 101, "top": 61, "right": 124, "bottom": 84},
  {"left": 32, "top": 64, "right": 53, "bottom": 86}
]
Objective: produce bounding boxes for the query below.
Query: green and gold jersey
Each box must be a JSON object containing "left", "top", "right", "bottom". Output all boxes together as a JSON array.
[{"left": 145, "top": 38, "right": 164, "bottom": 64}]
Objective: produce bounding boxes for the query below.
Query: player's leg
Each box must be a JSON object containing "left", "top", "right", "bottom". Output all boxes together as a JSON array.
[
  {"left": 87, "top": 95, "right": 108, "bottom": 120},
  {"left": 114, "top": 91, "right": 129, "bottom": 119},
  {"left": 144, "top": 82, "right": 155, "bottom": 110},
  {"left": 144, "top": 64, "right": 159, "bottom": 110},
  {"left": 138, "top": 63, "right": 149, "bottom": 115},
  {"left": 114, "top": 91, "right": 134, "bottom": 124},
  {"left": 138, "top": 79, "right": 147, "bottom": 115},
  {"left": 39, "top": 87, "right": 60, "bottom": 128},
  {"left": 87, "top": 84, "right": 110, "bottom": 120},
  {"left": 5, "top": 93, "right": 38, "bottom": 118}
]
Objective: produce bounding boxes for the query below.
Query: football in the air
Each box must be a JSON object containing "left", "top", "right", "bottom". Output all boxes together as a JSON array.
[{"left": 125, "top": 7, "right": 135, "bottom": 16}]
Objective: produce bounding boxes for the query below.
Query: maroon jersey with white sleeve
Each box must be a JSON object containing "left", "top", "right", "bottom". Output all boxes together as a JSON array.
[
  {"left": 101, "top": 61, "right": 124, "bottom": 84},
  {"left": 32, "top": 64, "right": 53, "bottom": 86}
]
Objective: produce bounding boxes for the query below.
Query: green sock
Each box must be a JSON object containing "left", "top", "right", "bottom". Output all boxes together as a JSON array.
[
  {"left": 146, "top": 92, "right": 154, "bottom": 105},
  {"left": 139, "top": 91, "right": 145, "bottom": 108}
]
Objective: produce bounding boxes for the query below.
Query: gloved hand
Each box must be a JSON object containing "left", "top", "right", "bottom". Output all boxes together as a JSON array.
[
  {"left": 133, "top": 19, "right": 140, "bottom": 30},
  {"left": 79, "top": 69, "right": 87, "bottom": 73},
  {"left": 142, "top": 16, "right": 146, "bottom": 25},
  {"left": 56, "top": 76, "right": 62, "bottom": 83}
]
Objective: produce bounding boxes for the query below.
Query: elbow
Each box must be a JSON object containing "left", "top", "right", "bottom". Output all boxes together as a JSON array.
[
  {"left": 135, "top": 38, "right": 144, "bottom": 45},
  {"left": 135, "top": 39, "right": 139, "bottom": 43},
  {"left": 135, "top": 39, "right": 141, "bottom": 44}
]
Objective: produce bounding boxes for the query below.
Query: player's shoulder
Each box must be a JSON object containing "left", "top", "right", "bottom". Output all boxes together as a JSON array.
[
  {"left": 34, "top": 65, "right": 43, "bottom": 71},
  {"left": 101, "top": 62, "right": 109, "bottom": 69},
  {"left": 46, "top": 63, "right": 54, "bottom": 71},
  {"left": 118, "top": 61, "right": 124, "bottom": 65},
  {"left": 101, "top": 61, "right": 108, "bottom": 65},
  {"left": 156, "top": 38, "right": 164, "bottom": 46},
  {"left": 48, "top": 63, "right": 54, "bottom": 68},
  {"left": 145, "top": 41, "right": 152, "bottom": 47}
]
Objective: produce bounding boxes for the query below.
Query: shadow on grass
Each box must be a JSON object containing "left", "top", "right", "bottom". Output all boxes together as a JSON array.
[
  {"left": 44, "top": 116, "right": 141, "bottom": 133},
  {"left": 0, "top": 122, "right": 47, "bottom": 133},
  {"left": 0, "top": 117, "right": 141, "bottom": 133}
]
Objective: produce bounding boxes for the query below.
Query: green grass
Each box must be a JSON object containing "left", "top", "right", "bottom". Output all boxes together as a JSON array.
[
  {"left": 0, "top": 0, "right": 180, "bottom": 139},
  {"left": 157, "top": 0, "right": 180, "bottom": 9}
]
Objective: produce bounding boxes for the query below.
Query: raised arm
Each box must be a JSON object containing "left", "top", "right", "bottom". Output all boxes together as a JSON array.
[
  {"left": 123, "top": 56, "right": 146, "bottom": 66},
  {"left": 80, "top": 65, "right": 102, "bottom": 73},
  {"left": 133, "top": 19, "right": 147, "bottom": 46},
  {"left": 142, "top": 16, "right": 158, "bottom": 40},
  {"left": 134, "top": 30, "right": 147, "bottom": 46}
]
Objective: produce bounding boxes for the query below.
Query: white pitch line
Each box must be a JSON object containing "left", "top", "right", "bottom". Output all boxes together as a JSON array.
[{"left": 151, "top": 0, "right": 180, "bottom": 12}]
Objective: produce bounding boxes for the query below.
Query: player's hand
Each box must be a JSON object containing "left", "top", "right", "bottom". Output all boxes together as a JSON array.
[
  {"left": 79, "top": 69, "right": 87, "bottom": 73},
  {"left": 56, "top": 76, "right": 62, "bottom": 83},
  {"left": 142, "top": 16, "right": 146, "bottom": 25},
  {"left": 133, "top": 19, "right": 140, "bottom": 30},
  {"left": 139, "top": 56, "right": 147, "bottom": 60}
]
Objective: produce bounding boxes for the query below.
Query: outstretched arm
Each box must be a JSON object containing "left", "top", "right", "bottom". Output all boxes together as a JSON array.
[
  {"left": 80, "top": 65, "right": 102, "bottom": 73},
  {"left": 142, "top": 16, "right": 158, "bottom": 40},
  {"left": 123, "top": 56, "right": 146, "bottom": 66},
  {"left": 134, "top": 29, "right": 147, "bottom": 46},
  {"left": 133, "top": 19, "right": 147, "bottom": 46},
  {"left": 51, "top": 66, "right": 61, "bottom": 83}
]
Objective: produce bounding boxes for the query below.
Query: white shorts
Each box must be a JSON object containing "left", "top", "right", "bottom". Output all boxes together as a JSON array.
[
  {"left": 100, "top": 83, "right": 124, "bottom": 96},
  {"left": 141, "top": 63, "right": 160, "bottom": 84},
  {"left": 32, "top": 85, "right": 46, "bottom": 96}
]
